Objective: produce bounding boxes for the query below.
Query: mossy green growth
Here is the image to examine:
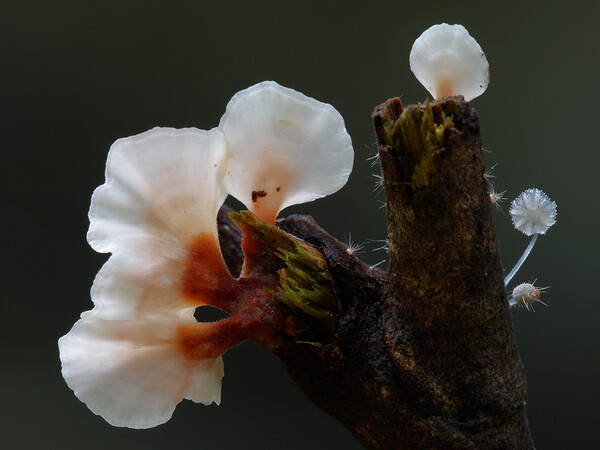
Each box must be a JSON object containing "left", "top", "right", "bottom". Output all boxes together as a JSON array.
[
  {"left": 388, "top": 100, "right": 454, "bottom": 190},
  {"left": 229, "top": 211, "right": 339, "bottom": 324},
  {"left": 276, "top": 244, "right": 339, "bottom": 324}
]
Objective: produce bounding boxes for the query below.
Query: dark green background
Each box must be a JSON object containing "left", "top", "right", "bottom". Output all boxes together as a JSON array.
[{"left": 3, "top": 1, "right": 598, "bottom": 448}]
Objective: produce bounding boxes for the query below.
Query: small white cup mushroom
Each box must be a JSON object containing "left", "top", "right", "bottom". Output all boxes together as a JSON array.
[
  {"left": 219, "top": 81, "right": 354, "bottom": 224},
  {"left": 410, "top": 23, "right": 490, "bottom": 101}
]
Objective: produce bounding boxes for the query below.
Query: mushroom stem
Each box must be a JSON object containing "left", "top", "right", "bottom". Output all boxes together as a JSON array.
[
  {"left": 437, "top": 78, "right": 454, "bottom": 99},
  {"left": 504, "top": 233, "right": 538, "bottom": 286}
]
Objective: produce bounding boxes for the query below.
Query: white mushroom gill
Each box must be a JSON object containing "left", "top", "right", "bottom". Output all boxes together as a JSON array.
[
  {"left": 410, "top": 23, "right": 489, "bottom": 101},
  {"left": 219, "top": 81, "right": 354, "bottom": 224}
]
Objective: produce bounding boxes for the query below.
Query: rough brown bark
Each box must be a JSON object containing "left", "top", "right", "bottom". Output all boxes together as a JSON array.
[{"left": 218, "top": 97, "right": 534, "bottom": 449}]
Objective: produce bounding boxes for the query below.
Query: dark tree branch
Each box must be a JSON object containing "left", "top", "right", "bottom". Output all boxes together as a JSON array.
[
  {"left": 217, "top": 97, "right": 534, "bottom": 449},
  {"left": 217, "top": 205, "right": 243, "bottom": 278}
]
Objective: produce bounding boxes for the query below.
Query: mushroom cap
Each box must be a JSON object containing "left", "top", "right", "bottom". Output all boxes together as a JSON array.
[
  {"left": 510, "top": 188, "right": 557, "bottom": 236},
  {"left": 88, "top": 127, "right": 228, "bottom": 254},
  {"left": 410, "top": 23, "right": 489, "bottom": 101},
  {"left": 87, "top": 127, "right": 232, "bottom": 319},
  {"left": 511, "top": 282, "right": 547, "bottom": 310},
  {"left": 219, "top": 81, "right": 354, "bottom": 223},
  {"left": 59, "top": 312, "right": 224, "bottom": 429},
  {"left": 60, "top": 127, "right": 231, "bottom": 428}
]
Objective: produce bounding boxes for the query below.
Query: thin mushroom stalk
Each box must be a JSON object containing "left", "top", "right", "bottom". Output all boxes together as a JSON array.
[
  {"left": 506, "top": 188, "right": 557, "bottom": 286},
  {"left": 504, "top": 233, "right": 537, "bottom": 285}
]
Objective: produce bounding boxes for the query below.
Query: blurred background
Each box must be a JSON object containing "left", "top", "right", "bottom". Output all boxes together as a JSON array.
[{"left": 2, "top": 0, "right": 598, "bottom": 448}]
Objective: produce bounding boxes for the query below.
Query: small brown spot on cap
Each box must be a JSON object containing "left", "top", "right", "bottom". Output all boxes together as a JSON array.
[
  {"left": 251, "top": 190, "right": 267, "bottom": 202},
  {"left": 276, "top": 187, "right": 281, "bottom": 192}
]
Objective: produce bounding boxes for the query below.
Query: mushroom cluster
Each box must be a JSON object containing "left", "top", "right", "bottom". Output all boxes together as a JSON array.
[
  {"left": 59, "top": 81, "right": 353, "bottom": 428},
  {"left": 504, "top": 188, "right": 557, "bottom": 310}
]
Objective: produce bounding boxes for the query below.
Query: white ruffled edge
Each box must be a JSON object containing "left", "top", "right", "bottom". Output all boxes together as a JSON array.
[
  {"left": 60, "top": 127, "right": 230, "bottom": 427},
  {"left": 59, "top": 312, "right": 224, "bottom": 428},
  {"left": 219, "top": 81, "right": 353, "bottom": 221}
]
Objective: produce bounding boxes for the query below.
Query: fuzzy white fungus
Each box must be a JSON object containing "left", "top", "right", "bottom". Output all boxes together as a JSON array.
[
  {"left": 511, "top": 282, "right": 548, "bottom": 310},
  {"left": 219, "top": 81, "right": 354, "bottom": 224},
  {"left": 410, "top": 23, "right": 489, "bottom": 101},
  {"left": 510, "top": 188, "right": 557, "bottom": 236}
]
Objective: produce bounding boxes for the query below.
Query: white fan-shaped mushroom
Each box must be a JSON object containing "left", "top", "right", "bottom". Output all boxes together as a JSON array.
[
  {"left": 410, "top": 23, "right": 489, "bottom": 101},
  {"left": 88, "top": 127, "right": 227, "bottom": 254},
  {"left": 219, "top": 81, "right": 354, "bottom": 224},
  {"left": 60, "top": 127, "right": 232, "bottom": 428},
  {"left": 59, "top": 312, "right": 224, "bottom": 429},
  {"left": 86, "top": 127, "right": 233, "bottom": 319}
]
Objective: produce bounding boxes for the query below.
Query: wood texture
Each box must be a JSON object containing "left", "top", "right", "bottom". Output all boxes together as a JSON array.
[{"left": 218, "top": 97, "right": 534, "bottom": 449}]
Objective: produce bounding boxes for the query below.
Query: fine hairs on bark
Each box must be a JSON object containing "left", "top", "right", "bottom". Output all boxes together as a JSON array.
[{"left": 218, "top": 96, "right": 534, "bottom": 449}]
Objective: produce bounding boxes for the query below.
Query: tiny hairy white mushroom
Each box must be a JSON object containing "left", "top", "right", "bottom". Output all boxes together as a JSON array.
[
  {"left": 510, "top": 188, "right": 557, "bottom": 236},
  {"left": 219, "top": 81, "right": 354, "bottom": 224},
  {"left": 510, "top": 282, "right": 548, "bottom": 310},
  {"left": 505, "top": 188, "right": 557, "bottom": 285},
  {"left": 410, "top": 23, "right": 489, "bottom": 101}
]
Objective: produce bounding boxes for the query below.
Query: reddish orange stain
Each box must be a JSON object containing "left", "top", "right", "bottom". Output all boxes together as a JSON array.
[
  {"left": 177, "top": 231, "right": 289, "bottom": 363},
  {"left": 240, "top": 233, "right": 260, "bottom": 275},
  {"left": 180, "top": 233, "right": 235, "bottom": 311},
  {"left": 177, "top": 320, "right": 246, "bottom": 361},
  {"left": 437, "top": 79, "right": 454, "bottom": 98},
  {"left": 177, "top": 282, "right": 284, "bottom": 361}
]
